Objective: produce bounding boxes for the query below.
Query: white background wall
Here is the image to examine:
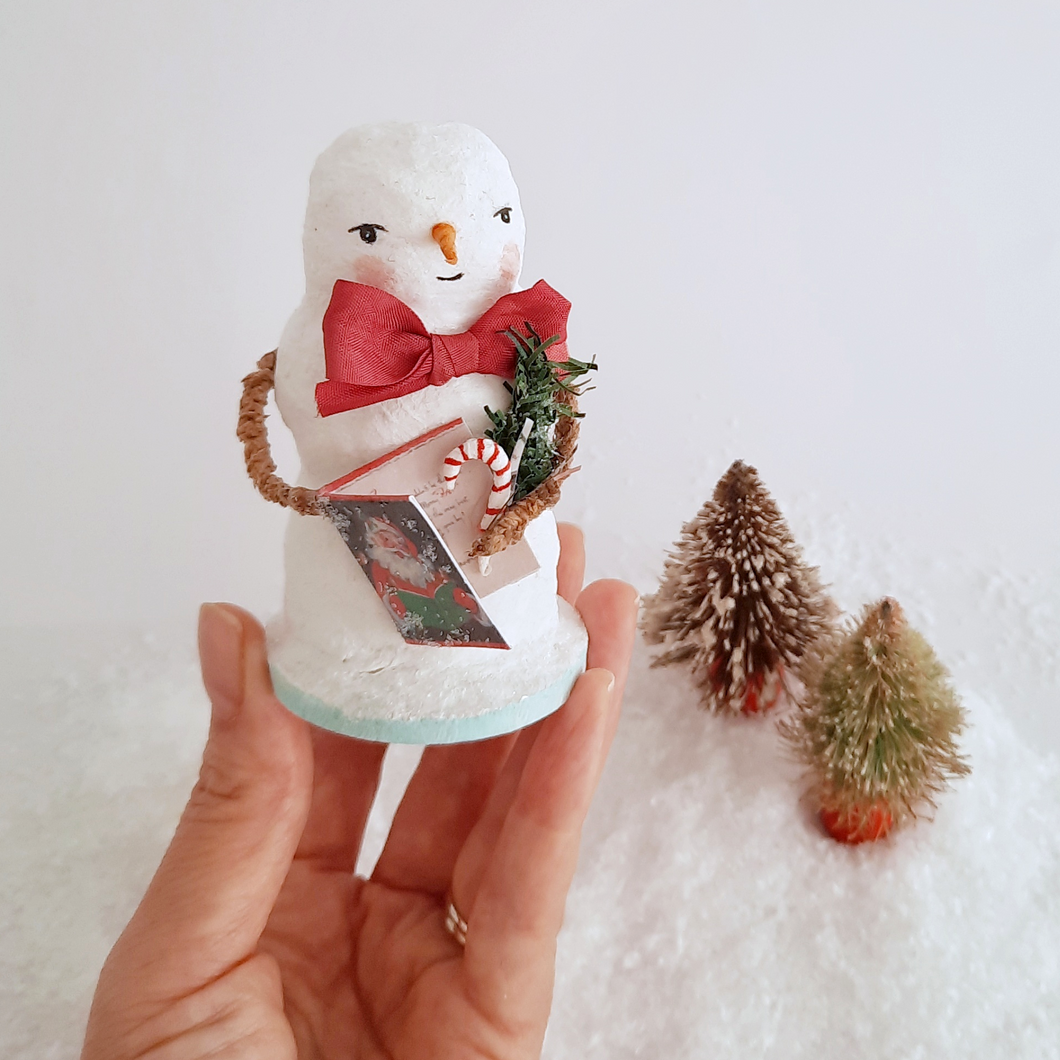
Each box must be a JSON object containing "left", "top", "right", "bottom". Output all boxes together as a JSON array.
[{"left": 2, "top": 0, "right": 1058, "bottom": 634}]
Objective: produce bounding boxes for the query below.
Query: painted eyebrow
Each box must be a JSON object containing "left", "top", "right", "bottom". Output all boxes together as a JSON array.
[{"left": 348, "top": 223, "right": 388, "bottom": 232}]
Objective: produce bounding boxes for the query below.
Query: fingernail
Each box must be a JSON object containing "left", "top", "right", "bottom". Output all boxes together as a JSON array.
[
  {"left": 588, "top": 667, "right": 615, "bottom": 694},
  {"left": 199, "top": 603, "right": 245, "bottom": 722}
]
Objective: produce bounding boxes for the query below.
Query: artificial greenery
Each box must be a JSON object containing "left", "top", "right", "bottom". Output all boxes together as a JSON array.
[
  {"left": 485, "top": 325, "right": 596, "bottom": 502},
  {"left": 781, "top": 597, "right": 970, "bottom": 828}
]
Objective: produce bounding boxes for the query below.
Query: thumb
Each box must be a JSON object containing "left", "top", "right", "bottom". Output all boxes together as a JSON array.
[{"left": 103, "top": 604, "right": 313, "bottom": 1002}]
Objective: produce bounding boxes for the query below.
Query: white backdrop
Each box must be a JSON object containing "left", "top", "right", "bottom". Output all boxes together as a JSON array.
[{"left": 2, "top": 0, "right": 1058, "bottom": 655}]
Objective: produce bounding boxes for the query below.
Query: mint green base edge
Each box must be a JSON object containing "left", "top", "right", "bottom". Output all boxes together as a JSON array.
[{"left": 270, "top": 656, "right": 587, "bottom": 745}]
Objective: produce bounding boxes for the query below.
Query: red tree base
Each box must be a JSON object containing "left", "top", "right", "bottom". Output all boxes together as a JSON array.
[
  {"left": 709, "top": 661, "right": 785, "bottom": 714},
  {"left": 738, "top": 666, "right": 784, "bottom": 714},
  {"left": 820, "top": 800, "right": 894, "bottom": 844}
]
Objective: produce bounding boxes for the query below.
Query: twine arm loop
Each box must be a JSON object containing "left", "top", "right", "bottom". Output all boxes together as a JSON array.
[
  {"left": 237, "top": 351, "right": 323, "bottom": 517},
  {"left": 236, "top": 353, "right": 578, "bottom": 543}
]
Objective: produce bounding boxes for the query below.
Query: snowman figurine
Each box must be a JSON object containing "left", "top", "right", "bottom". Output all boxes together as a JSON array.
[{"left": 254, "top": 121, "right": 588, "bottom": 744}]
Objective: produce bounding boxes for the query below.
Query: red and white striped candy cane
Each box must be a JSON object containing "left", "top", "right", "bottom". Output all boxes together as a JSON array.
[{"left": 442, "top": 437, "right": 513, "bottom": 530}]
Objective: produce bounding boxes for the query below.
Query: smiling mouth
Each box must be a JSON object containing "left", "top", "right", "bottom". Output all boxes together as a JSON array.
[{"left": 437, "top": 272, "right": 464, "bottom": 281}]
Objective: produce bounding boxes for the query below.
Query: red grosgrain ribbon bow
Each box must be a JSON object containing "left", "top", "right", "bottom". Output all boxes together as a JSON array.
[{"left": 315, "top": 279, "right": 571, "bottom": 416}]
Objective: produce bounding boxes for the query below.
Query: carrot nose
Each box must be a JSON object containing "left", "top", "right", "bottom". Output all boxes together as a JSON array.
[{"left": 431, "top": 223, "right": 458, "bottom": 265}]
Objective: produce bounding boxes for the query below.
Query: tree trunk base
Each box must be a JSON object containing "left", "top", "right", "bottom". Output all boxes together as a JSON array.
[{"left": 819, "top": 799, "right": 894, "bottom": 844}]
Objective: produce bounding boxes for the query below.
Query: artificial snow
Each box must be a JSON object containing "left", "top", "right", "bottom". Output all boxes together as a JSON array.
[
  {"left": 548, "top": 654, "right": 1060, "bottom": 1057},
  {"left": 2, "top": 555, "right": 1059, "bottom": 1058}
]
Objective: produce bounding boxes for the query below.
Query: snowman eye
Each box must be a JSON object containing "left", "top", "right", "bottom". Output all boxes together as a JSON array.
[
  {"left": 494, "top": 207, "right": 512, "bottom": 224},
  {"left": 349, "top": 223, "right": 387, "bottom": 244}
]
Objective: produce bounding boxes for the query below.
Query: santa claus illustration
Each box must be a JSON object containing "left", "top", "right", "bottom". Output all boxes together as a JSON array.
[{"left": 362, "top": 515, "right": 482, "bottom": 639}]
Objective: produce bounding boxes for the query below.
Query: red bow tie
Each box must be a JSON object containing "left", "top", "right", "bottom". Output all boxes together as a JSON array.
[{"left": 315, "top": 279, "right": 571, "bottom": 416}]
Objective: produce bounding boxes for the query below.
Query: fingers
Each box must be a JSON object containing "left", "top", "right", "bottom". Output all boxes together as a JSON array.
[
  {"left": 103, "top": 604, "right": 314, "bottom": 1004},
  {"left": 450, "top": 580, "right": 639, "bottom": 913},
  {"left": 370, "top": 735, "right": 517, "bottom": 894},
  {"left": 436, "top": 725, "right": 541, "bottom": 916},
  {"left": 292, "top": 726, "right": 386, "bottom": 873},
  {"left": 456, "top": 581, "right": 639, "bottom": 1023},
  {"left": 575, "top": 579, "right": 640, "bottom": 741},
  {"left": 370, "top": 523, "right": 586, "bottom": 896},
  {"left": 556, "top": 523, "right": 586, "bottom": 604},
  {"left": 460, "top": 668, "right": 620, "bottom": 1025}
]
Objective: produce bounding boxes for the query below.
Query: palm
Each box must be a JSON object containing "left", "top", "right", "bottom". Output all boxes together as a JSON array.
[{"left": 262, "top": 732, "right": 538, "bottom": 1060}]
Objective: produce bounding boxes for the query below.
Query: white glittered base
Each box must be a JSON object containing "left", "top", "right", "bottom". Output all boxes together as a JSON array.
[{"left": 266, "top": 596, "right": 588, "bottom": 744}]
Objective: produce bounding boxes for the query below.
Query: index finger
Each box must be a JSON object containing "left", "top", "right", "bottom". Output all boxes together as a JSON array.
[
  {"left": 556, "top": 522, "right": 585, "bottom": 604},
  {"left": 459, "top": 581, "right": 639, "bottom": 1025}
]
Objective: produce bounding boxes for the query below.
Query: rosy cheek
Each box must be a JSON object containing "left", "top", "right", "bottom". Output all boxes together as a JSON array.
[
  {"left": 498, "top": 242, "right": 522, "bottom": 287},
  {"left": 354, "top": 255, "right": 398, "bottom": 292}
]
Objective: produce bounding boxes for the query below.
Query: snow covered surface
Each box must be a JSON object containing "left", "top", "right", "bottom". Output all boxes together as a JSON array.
[
  {"left": 548, "top": 663, "right": 1059, "bottom": 1058},
  {"left": 2, "top": 537, "right": 1058, "bottom": 1058}
]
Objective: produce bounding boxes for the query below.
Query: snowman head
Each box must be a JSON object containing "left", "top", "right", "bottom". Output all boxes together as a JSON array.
[{"left": 303, "top": 122, "right": 526, "bottom": 334}]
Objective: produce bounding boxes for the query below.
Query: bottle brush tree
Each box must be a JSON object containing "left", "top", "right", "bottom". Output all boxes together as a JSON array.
[
  {"left": 781, "top": 597, "right": 970, "bottom": 844},
  {"left": 642, "top": 460, "right": 835, "bottom": 714}
]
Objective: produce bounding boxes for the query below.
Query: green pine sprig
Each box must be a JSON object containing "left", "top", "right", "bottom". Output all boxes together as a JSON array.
[{"left": 485, "top": 324, "right": 596, "bottom": 502}]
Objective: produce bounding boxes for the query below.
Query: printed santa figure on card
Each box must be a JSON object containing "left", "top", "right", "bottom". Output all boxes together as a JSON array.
[
  {"left": 238, "top": 122, "right": 590, "bottom": 744},
  {"left": 364, "top": 515, "right": 448, "bottom": 609},
  {"left": 357, "top": 512, "right": 494, "bottom": 646}
]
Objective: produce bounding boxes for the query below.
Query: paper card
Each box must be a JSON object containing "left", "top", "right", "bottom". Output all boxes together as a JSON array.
[
  {"left": 327, "top": 496, "right": 509, "bottom": 649},
  {"left": 321, "top": 419, "right": 539, "bottom": 598}
]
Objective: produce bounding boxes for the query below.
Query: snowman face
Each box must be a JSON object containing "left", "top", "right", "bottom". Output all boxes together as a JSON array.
[{"left": 303, "top": 122, "right": 526, "bottom": 334}]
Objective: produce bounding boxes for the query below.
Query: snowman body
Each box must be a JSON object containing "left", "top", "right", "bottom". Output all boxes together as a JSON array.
[{"left": 266, "top": 122, "right": 587, "bottom": 743}]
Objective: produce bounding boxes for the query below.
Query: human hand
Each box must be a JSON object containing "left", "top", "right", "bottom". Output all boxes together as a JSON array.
[{"left": 82, "top": 525, "right": 638, "bottom": 1060}]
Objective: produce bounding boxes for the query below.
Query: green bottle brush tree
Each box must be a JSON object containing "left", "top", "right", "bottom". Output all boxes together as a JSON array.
[{"left": 781, "top": 597, "right": 970, "bottom": 844}]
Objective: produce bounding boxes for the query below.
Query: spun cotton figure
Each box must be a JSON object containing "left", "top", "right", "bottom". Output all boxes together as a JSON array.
[{"left": 238, "top": 122, "right": 589, "bottom": 744}]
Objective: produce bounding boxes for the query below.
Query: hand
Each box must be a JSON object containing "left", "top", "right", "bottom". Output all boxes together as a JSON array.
[{"left": 82, "top": 525, "right": 638, "bottom": 1059}]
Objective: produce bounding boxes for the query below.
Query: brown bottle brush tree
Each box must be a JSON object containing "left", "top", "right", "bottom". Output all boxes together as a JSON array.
[
  {"left": 642, "top": 460, "right": 835, "bottom": 714},
  {"left": 781, "top": 597, "right": 971, "bottom": 844}
]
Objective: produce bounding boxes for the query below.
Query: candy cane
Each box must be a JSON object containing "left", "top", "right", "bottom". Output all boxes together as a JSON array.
[{"left": 442, "top": 437, "right": 513, "bottom": 531}]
